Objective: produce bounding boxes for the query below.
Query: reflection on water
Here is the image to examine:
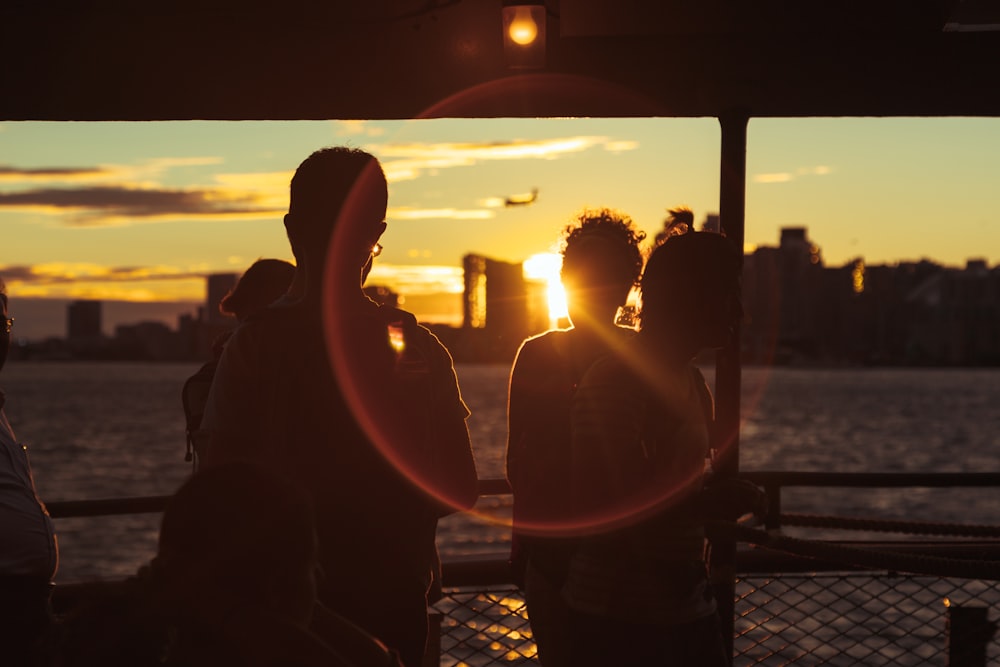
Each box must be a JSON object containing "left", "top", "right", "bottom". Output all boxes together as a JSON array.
[{"left": 2, "top": 361, "right": 1000, "bottom": 581}]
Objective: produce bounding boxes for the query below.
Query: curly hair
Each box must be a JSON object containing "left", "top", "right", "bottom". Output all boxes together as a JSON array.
[{"left": 560, "top": 208, "right": 646, "bottom": 286}]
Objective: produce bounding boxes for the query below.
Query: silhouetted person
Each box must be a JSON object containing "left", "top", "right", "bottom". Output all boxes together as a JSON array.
[
  {"left": 53, "top": 462, "right": 402, "bottom": 667},
  {"left": 653, "top": 205, "right": 695, "bottom": 246},
  {"left": 561, "top": 231, "right": 743, "bottom": 667},
  {"left": 200, "top": 146, "right": 479, "bottom": 667},
  {"left": 182, "top": 258, "right": 295, "bottom": 468},
  {"left": 0, "top": 276, "right": 59, "bottom": 667},
  {"left": 505, "top": 208, "right": 645, "bottom": 667}
]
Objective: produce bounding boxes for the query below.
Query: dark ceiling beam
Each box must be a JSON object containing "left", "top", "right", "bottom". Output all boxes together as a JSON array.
[{"left": 1, "top": 0, "right": 997, "bottom": 121}]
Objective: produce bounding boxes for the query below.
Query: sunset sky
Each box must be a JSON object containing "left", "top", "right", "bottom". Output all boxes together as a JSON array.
[{"left": 3, "top": 117, "right": 998, "bottom": 340}]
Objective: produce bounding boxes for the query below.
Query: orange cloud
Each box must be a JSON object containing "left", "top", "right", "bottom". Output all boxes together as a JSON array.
[
  {"left": 374, "top": 136, "right": 631, "bottom": 182},
  {"left": 0, "top": 185, "right": 282, "bottom": 226}
]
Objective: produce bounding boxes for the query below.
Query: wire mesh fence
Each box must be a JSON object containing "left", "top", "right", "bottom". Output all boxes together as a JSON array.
[
  {"left": 736, "top": 573, "right": 1000, "bottom": 666},
  {"left": 433, "top": 575, "right": 1000, "bottom": 666},
  {"left": 435, "top": 585, "right": 536, "bottom": 666}
]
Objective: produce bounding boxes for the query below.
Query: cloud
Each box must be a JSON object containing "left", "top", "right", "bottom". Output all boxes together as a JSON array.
[
  {"left": 0, "top": 260, "right": 466, "bottom": 308},
  {"left": 367, "top": 263, "right": 465, "bottom": 295},
  {"left": 1, "top": 263, "right": 212, "bottom": 285},
  {"left": 0, "top": 185, "right": 282, "bottom": 226},
  {"left": 478, "top": 196, "right": 507, "bottom": 209},
  {"left": 374, "top": 136, "right": 629, "bottom": 182},
  {"left": 0, "top": 157, "right": 285, "bottom": 226},
  {"left": 0, "top": 265, "right": 37, "bottom": 282},
  {"left": 336, "top": 120, "right": 386, "bottom": 138},
  {"left": 0, "top": 157, "right": 225, "bottom": 186},
  {"left": 0, "top": 165, "right": 111, "bottom": 181},
  {"left": 753, "top": 173, "right": 794, "bottom": 183},
  {"left": 1, "top": 261, "right": 466, "bottom": 305},
  {"left": 0, "top": 262, "right": 220, "bottom": 301},
  {"left": 752, "top": 165, "right": 833, "bottom": 184},
  {"left": 604, "top": 140, "right": 639, "bottom": 153},
  {"left": 388, "top": 206, "right": 495, "bottom": 221}
]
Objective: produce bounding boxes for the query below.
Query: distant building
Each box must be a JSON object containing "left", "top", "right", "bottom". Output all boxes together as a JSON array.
[
  {"left": 114, "top": 321, "right": 180, "bottom": 360},
  {"left": 742, "top": 226, "right": 1000, "bottom": 366},
  {"left": 742, "top": 227, "right": 825, "bottom": 364},
  {"left": 462, "top": 254, "right": 533, "bottom": 361},
  {"left": 463, "top": 255, "right": 488, "bottom": 330},
  {"left": 67, "top": 300, "right": 103, "bottom": 342},
  {"left": 194, "top": 272, "right": 240, "bottom": 360}
]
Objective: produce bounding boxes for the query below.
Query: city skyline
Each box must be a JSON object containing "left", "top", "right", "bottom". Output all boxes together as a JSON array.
[
  {"left": 3, "top": 117, "right": 999, "bottom": 341},
  {"left": 11, "top": 222, "right": 998, "bottom": 369},
  {"left": 8, "top": 223, "right": 993, "bottom": 345}
]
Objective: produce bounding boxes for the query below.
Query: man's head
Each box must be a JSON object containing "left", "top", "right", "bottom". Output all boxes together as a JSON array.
[
  {"left": 284, "top": 147, "right": 388, "bottom": 288},
  {"left": 559, "top": 208, "right": 645, "bottom": 331},
  {"left": 640, "top": 231, "right": 742, "bottom": 350}
]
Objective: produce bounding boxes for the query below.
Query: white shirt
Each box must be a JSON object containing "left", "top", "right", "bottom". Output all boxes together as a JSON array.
[{"left": 0, "top": 391, "right": 58, "bottom": 579}]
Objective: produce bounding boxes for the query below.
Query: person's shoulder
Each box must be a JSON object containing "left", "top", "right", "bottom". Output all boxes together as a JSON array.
[
  {"left": 378, "top": 305, "right": 421, "bottom": 334},
  {"left": 243, "top": 301, "right": 311, "bottom": 327},
  {"left": 523, "top": 328, "right": 571, "bottom": 347},
  {"left": 378, "top": 305, "right": 441, "bottom": 347},
  {"left": 234, "top": 303, "right": 313, "bottom": 341},
  {"left": 215, "top": 304, "right": 311, "bottom": 370},
  {"left": 515, "top": 328, "right": 571, "bottom": 361}
]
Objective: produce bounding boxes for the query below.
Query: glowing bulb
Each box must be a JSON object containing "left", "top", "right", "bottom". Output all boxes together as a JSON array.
[
  {"left": 508, "top": 6, "right": 538, "bottom": 45},
  {"left": 502, "top": 4, "right": 546, "bottom": 68}
]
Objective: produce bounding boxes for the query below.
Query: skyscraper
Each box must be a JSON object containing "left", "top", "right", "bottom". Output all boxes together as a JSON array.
[
  {"left": 462, "top": 253, "right": 532, "bottom": 359},
  {"left": 66, "top": 300, "right": 102, "bottom": 342}
]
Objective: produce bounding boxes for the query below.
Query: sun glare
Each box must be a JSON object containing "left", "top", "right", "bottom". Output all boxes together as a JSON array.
[{"left": 523, "top": 253, "right": 567, "bottom": 328}]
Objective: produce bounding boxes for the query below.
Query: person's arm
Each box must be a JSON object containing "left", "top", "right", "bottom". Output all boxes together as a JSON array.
[
  {"left": 504, "top": 340, "right": 533, "bottom": 492},
  {"left": 425, "top": 333, "right": 479, "bottom": 513}
]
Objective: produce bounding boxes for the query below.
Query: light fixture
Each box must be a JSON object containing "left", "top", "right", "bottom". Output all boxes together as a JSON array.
[{"left": 502, "top": 2, "right": 546, "bottom": 69}]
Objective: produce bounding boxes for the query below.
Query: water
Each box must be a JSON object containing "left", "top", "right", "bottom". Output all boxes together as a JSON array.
[{"left": 3, "top": 361, "right": 1000, "bottom": 583}]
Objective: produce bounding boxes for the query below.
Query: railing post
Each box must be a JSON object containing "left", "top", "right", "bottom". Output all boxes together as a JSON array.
[
  {"left": 711, "top": 109, "right": 749, "bottom": 665},
  {"left": 946, "top": 602, "right": 997, "bottom": 667},
  {"left": 764, "top": 483, "right": 782, "bottom": 532},
  {"left": 423, "top": 607, "right": 443, "bottom": 667}
]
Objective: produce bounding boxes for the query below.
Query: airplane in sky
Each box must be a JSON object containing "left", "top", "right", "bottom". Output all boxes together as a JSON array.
[{"left": 504, "top": 187, "right": 538, "bottom": 207}]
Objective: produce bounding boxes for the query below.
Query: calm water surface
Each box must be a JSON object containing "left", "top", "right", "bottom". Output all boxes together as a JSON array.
[{"left": 3, "top": 361, "right": 999, "bottom": 583}]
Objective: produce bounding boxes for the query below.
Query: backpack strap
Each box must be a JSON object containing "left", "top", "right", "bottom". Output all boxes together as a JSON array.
[
  {"left": 180, "top": 360, "right": 218, "bottom": 468},
  {"left": 690, "top": 365, "right": 715, "bottom": 428}
]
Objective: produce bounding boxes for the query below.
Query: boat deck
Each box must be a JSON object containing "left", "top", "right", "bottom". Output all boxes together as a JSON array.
[{"left": 49, "top": 473, "right": 1000, "bottom": 665}]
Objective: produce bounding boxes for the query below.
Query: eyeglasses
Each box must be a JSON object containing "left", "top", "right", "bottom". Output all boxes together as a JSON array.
[
  {"left": 371, "top": 242, "right": 383, "bottom": 258},
  {"left": 3, "top": 318, "right": 12, "bottom": 334}
]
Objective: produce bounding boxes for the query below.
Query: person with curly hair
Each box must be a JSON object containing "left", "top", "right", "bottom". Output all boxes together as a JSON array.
[
  {"left": 505, "top": 207, "right": 645, "bottom": 667},
  {"left": 562, "top": 231, "right": 743, "bottom": 666}
]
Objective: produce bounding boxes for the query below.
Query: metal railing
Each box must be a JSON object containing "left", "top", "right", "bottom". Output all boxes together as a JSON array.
[
  {"left": 48, "top": 473, "right": 1000, "bottom": 666},
  {"left": 428, "top": 574, "right": 1000, "bottom": 666}
]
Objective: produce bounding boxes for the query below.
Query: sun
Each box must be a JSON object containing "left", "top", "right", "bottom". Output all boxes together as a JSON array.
[{"left": 523, "top": 253, "right": 568, "bottom": 328}]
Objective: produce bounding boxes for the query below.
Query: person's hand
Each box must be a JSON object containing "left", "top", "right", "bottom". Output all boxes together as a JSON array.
[{"left": 699, "top": 477, "right": 768, "bottom": 522}]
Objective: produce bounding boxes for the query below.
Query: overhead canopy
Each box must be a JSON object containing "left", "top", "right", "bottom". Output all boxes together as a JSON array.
[{"left": 3, "top": 0, "right": 999, "bottom": 121}]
